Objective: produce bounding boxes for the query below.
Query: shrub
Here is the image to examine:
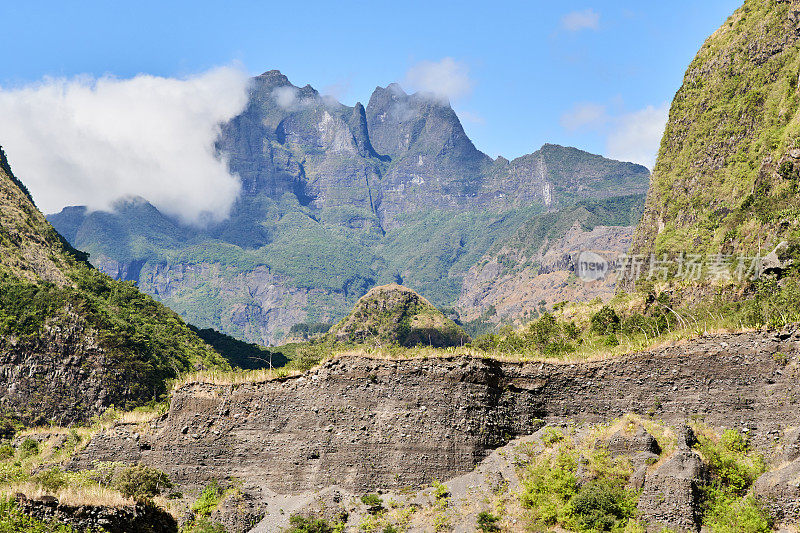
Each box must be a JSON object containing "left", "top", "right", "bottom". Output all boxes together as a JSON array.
[
  {"left": 541, "top": 427, "right": 565, "bottom": 447},
  {"left": 590, "top": 306, "right": 621, "bottom": 335},
  {"left": 18, "top": 438, "right": 39, "bottom": 459},
  {"left": 191, "top": 480, "right": 225, "bottom": 517},
  {"left": 113, "top": 465, "right": 172, "bottom": 501},
  {"left": 286, "top": 515, "right": 342, "bottom": 533},
  {"left": 0, "top": 444, "right": 13, "bottom": 460},
  {"left": 702, "top": 492, "right": 772, "bottom": 533},
  {"left": 696, "top": 430, "right": 764, "bottom": 495},
  {"left": 695, "top": 427, "right": 770, "bottom": 530},
  {"left": 182, "top": 517, "right": 227, "bottom": 533},
  {"left": 360, "top": 493, "right": 383, "bottom": 513},
  {"left": 603, "top": 334, "right": 620, "bottom": 347},
  {"left": 562, "top": 480, "right": 637, "bottom": 531},
  {"left": 476, "top": 511, "right": 501, "bottom": 532},
  {"left": 432, "top": 481, "right": 449, "bottom": 501},
  {"left": 33, "top": 467, "right": 68, "bottom": 493}
]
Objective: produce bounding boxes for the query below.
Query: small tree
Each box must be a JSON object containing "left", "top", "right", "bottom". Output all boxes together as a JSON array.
[
  {"left": 113, "top": 465, "right": 172, "bottom": 501},
  {"left": 591, "top": 306, "right": 621, "bottom": 335}
]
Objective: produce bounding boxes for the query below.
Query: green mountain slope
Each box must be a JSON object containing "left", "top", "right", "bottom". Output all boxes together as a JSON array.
[
  {"left": 0, "top": 147, "right": 230, "bottom": 425},
  {"left": 632, "top": 0, "right": 800, "bottom": 263}
]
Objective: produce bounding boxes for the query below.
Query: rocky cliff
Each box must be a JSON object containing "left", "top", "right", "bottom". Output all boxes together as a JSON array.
[
  {"left": 632, "top": 0, "right": 800, "bottom": 265},
  {"left": 64, "top": 326, "right": 800, "bottom": 530},
  {"left": 48, "top": 72, "right": 650, "bottom": 344}
]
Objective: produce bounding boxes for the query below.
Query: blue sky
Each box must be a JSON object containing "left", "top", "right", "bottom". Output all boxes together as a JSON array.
[{"left": 0, "top": 0, "right": 742, "bottom": 217}]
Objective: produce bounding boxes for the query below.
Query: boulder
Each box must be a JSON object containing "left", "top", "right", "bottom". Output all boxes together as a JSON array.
[
  {"left": 637, "top": 448, "right": 706, "bottom": 532},
  {"left": 608, "top": 424, "right": 662, "bottom": 456}
]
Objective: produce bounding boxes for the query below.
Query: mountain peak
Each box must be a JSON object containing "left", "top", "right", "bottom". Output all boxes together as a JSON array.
[{"left": 255, "top": 69, "right": 294, "bottom": 89}]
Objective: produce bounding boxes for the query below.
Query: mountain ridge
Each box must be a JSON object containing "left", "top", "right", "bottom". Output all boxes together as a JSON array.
[{"left": 48, "top": 70, "right": 651, "bottom": 344}]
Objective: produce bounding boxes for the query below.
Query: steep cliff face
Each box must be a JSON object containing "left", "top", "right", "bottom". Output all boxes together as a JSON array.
[
  {"left": 0, "top": 148, "right": 229, "bottom": 425},
  {"left": 632, "top": 0, "right": 800, "bottom": 262},
  {"left": 69, "top": 327, "right": 800, "bottom": 530},
  {"left": 49, "top": 71, "right": 651, "bottom": 344}
]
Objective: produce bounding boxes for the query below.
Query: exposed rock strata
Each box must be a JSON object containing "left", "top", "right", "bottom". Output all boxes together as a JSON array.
[{"left": 72, "top": 328, "right": 800, "bottom": 501}]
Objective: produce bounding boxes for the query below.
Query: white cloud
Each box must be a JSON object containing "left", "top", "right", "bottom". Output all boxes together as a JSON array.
[
  {"left": 272, "top": 85, "right": 299, "bottom": 109},
  {"left": 0, "top": 66, "right": 250, "bottom": 225},
  {"left": 404, "top": 57, "right": 473, "bottom": 102},
  {"left": 606, "top": 103, "right": 669, "bottom": 169},
  {"left": 561, "top": 9, "right": 600, "bottom": 32},
  {"left": 560, "top": 103, "right": 608, "bottom": 131}
]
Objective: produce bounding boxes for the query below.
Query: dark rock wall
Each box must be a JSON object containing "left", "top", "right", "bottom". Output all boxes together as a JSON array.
[{"left": 72, "top": 328, "right": 800, "bottom": 496}]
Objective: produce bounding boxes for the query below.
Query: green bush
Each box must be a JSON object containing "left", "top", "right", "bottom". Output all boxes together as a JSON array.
[
  {"left": 33, "top": 467, "right": 68, "bottom": 493},
  {"left": 18, "top": 438, "right": 39, "bottom": 459},
  {"left": 181, "top": 517, "right": 227, "bottom": 533},
  {"left": 702, "top": 492, "right": 772, "bottom": 533},
  {"left": 285, "top": 515, "right": 343, "bottom": 533},
  {"left": 432, "top": 481, "right": 449, "bottom": 501},
  {"left": 562, "top": 480, "right": 637, "bottom": 531},
  {"left": 590, "top": 306, "right": 621, "bottom": 335},
  {"left": 695, "top": 428, "right": 770, "bottom": 531},
  {"left": 476, "top": 511, "right": 501, "bottom": 532},
  {"left": 113, "top": 465, "right": 172, "bottom": 501},
  {"left": 519, "top": 437, "right": 639, "bottom": 531},
  {"left": 696, "top": 430, "right": 764, "bottom": 495},
  {"left": 360, "top": 493, "right": 383, "bottom": 513},
  {"left": 0, "top": 444, "right": 13, "bottom": 460},
  {"left": 541, "top": 427, "right": 565, "bottom": 447},
  {"left": 191, "top": 480, "right": 225, "bottom": 517}
]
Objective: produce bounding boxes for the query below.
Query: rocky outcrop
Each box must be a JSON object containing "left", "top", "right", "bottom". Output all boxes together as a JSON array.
[
  {"left": 329, "top": 284, "right": 469, "bottom": 347},
  {"left": 637, "top": 427, "right": 707, "bottom": 532},
  {"left": 70, "top": 328, "right": 800, "bottom": 501},
  {"left": 14, "top": 493, "right": 177, "bottom": 533}
]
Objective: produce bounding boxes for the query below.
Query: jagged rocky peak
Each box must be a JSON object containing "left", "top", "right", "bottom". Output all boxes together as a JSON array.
[
  {"left": 255, "top": 69, "right": 292, "bottom": 86},
  {"left": 365, "top": 82, "right": 488, "bottom": 166},
  {"left": 329, "top": 283, "right": 470, "bottom": 347}
]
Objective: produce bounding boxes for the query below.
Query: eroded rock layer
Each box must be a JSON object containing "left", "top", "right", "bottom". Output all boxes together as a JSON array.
[{"left": 73, "top": 328, "right": 800, "bottom": 498}]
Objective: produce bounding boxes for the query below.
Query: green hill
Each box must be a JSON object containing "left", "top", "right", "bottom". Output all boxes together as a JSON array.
[
  {"left": 328, "top": 284, "right": 470, "bottom": 348},
  {"left": 0, "top": 147, "right": 230, "bottom": 425},
  {"left": 632, "top": 0, "right": 800, "bottom": 265}
]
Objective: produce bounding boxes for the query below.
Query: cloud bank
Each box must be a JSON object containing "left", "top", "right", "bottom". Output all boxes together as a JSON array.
[
  {"left": 560, "top": 102, "right": 607, "bottom": 131},
  {"left": 606, "top": 104, "right": 669, "bottom": 169},
  {"left": 561, "top": 9, "right": 600, "bottom": 32},
  {"left": 560, "top": 101, "right": 668, "bottom": 169},
  {"left": 0, "top": 66, "right": 250, "bottom": 225},
  {"left": 404, "top": 57, "right": 473, "bottom": 102}
]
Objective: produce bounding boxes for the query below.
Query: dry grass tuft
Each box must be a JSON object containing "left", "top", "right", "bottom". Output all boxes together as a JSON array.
[
  {"left": 172, "top": 367, "right": 304, "bottom": 389},
  {"left": 3, "top": 483, "right": 134, "bottom": 508}
]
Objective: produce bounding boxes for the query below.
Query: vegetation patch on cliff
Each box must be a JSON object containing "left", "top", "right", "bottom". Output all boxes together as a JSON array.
[{"left": 327, "top": 284, "right": 470, "bottom": 348}]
